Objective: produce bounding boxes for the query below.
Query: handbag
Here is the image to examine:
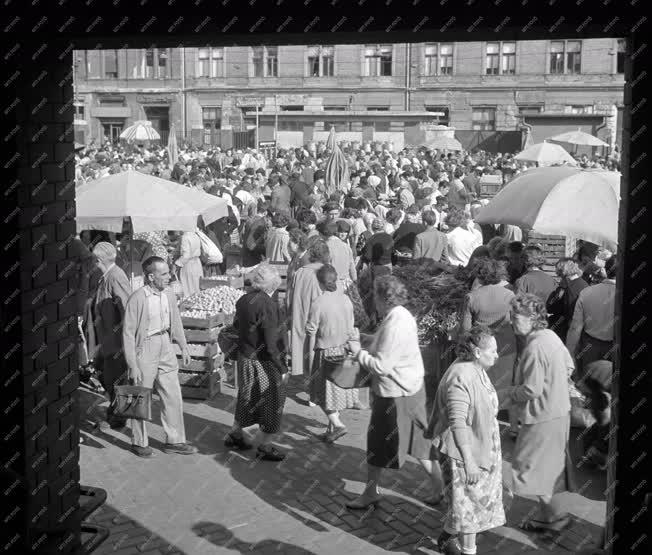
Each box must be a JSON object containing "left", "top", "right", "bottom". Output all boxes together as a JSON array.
[
  {"left": 110, "top": 385, "right": 152, "bottom": 421},
  {"left": 197, "top": 229, "right": 223, "bottom": 265},
  {"left": 322, "top": 346, "right": 371, "bottom": 389},
  {"left": 218, "top": 325, "right": 239, "bottom": 361}
]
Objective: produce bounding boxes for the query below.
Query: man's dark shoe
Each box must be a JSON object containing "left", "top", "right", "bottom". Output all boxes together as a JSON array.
[
  {"left": 131, "top": 445, "right": 155, "bottom": 458},
  {"left": 163, "top": 443, "right": 198, "bottom": 455},
  {"left": 109, "top": 418, "right": 128, "bottom": 430},
  {"left": 224, "top": 432, "right": 253, "bottom": 451},
  {"left": 256, "top": 445, "right": 286, "bottom": 461}
]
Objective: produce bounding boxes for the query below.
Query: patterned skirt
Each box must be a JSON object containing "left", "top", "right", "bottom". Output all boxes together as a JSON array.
[
  {"left": 309, "top": 349, "right": 360, "bottom": 412},
  {"left": 442, "top": 419, "right": 506, "bottom": 534},
  {"left": 234, "top": 357, "right": 286, "bottom": 434}
]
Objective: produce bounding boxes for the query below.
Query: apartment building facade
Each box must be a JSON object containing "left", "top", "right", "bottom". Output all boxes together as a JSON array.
[{"left": 73, "top": 39, "right": 625, "bottom": 153}]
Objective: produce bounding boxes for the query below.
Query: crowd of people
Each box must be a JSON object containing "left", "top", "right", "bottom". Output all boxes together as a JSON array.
[{"left": 76, "top": 137, "right": 619, "bottom": 555}]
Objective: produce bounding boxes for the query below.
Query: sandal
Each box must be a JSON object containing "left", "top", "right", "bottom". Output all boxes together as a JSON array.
[
  {"left": 345, "top": 496, "right": 381, "bottom": 510},
  {"left": 519, "top": 514, "right": 572, "bottom": 533}
]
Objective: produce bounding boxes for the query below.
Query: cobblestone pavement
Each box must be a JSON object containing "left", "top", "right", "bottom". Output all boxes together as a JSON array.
[{"left": 80, "top": 376, "right": 606, "bottom": 554}]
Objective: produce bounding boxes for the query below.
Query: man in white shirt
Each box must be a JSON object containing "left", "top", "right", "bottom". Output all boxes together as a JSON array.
[{"left": 445, "top": 209, "right": 483, "bottom": 267}]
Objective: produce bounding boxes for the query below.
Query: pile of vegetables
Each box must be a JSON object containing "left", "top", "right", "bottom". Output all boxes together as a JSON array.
[
  {"left": 180, "top": 285, "right": 244, "bottom": 315},
  {"left": 392, "top": 263, "right": 472, "bottom": 344}
]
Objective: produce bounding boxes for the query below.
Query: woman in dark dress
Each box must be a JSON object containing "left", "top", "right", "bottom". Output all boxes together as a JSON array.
[{"left": 225, "top": 264, "right": 289, "bottom": 461}]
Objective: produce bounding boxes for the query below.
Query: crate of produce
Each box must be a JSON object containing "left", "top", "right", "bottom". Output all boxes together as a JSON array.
[
  {"left": 181, "top": 312, "right": 228, "bottom": 329},
  {"left": 200, "top": 275, "right": 245, "bottom": 290},
  {"left": 173, "top": 342, "right": 218, "bottom": 359},
  {"left": 180, "top": 370, "right": 221, "bottom": 400},
  {"left": 176, "top": 354, "right": 224, "bottom": 373},
  {"left": 183, "top": 327, "right": 224, "bottom": 343},
  {"left": 479, "top": 174, "right": 503, "bottom": 198}
]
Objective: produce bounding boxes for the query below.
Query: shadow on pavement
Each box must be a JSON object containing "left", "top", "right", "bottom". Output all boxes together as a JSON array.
[
  {"left": 86, "top": 503, "right": 187, "bottom": 555},
  {"left": 192, "top": 521, "right": 317, "bottom": 554}
]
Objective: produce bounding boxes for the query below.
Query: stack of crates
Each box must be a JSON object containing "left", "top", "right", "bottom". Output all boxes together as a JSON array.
[{"left": 177, "top": 312, "right": 232, "bottom": 400}]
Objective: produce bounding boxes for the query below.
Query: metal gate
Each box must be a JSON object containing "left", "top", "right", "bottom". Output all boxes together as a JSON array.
[{"left": 233, "top": 129, "right": 256, "bottom": 150}]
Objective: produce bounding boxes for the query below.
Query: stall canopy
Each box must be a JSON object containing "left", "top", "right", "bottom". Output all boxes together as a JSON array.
[
  {"left": 120, "top": 120, "right": 161, "bottom": 142},
  {"left": 76, "top": 171, "right": 229, "bottom": 233},
  {"left": 514, "top": 142, "right": 577, "bottom": 166},
  {"left": 475, "top": 166, "right": 620, "bottom": 249}
]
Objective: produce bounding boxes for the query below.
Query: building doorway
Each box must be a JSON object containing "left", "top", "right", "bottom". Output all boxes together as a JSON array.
[
  {"left": 100, "top": 120, "right": 124, "bottom": 143},
  {"left": 143, "top": 106, "right": 170, "bottom": 143}
]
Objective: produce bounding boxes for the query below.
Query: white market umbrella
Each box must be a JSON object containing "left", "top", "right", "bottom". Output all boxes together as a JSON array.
[
  {"left": 75, "top": 170, "right": 229, "bottom": 233},
  {"left": 514, "top": 142, "right": 577, "bottom": 166},
  {"left": 424, "top": 136, "right": 463, "bottom": 151},
  {"left": 120, "top": 120, "right": 161, "bottom": 142},
  {"left": 549, "top": 128, "right": 608, "bottom": 147},
  {"left": 475, "top": 166, "right": 620, "bottom": 249}
]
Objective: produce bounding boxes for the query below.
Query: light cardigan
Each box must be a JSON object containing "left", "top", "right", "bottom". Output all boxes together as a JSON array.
[
  {"left": 428, "top": 361, "right": 498, "bottom": 470},
  {"left": 357, "top": 305, "right": 424, "bottom": 398},
  {"left": 507, "top": 328, "right": 573, "bottom": 425}
]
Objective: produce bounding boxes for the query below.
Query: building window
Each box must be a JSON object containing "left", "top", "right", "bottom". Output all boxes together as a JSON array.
[
  {"left": 423, "top": 43, "right": 453, "bottom": 76},
  {"left": 86, "top": 51, "right": 101, "bottom": 79},
  {"left": 564, "top": 105, "right": 594, "bottom": 115},
  {"left": 202, "top": 107, "right": 221, "bottom": 144},
  {"left": 98, "top": 97, "right": 125, "bottom": 106},
  {"left": 280, "top": 106, "right": 304, "bottom": 111},
  {"left": 550, "top": 40, "right": 582, "bottom": 74},
  {"left": 324, "top": 122, "right": 353, "bottom": 132},
  {"left": 323, "top": 105, "right": 346, "bottom": 111},
  {"left": 145, "top": 48, "right": 155, "bottom": 78},
  {"left": 198, "top": 47, "right": 224, "bottom": 78},
  {"left": 472, "top": 107, "right": 496, "bottom": 131},
  {"left": 425, "top": 106, "right": 450, "bottom": 124},
  {"left": 307, "top": 45, "right": 334, "bottom": 77},
  {"left": 486, "top": 42, "right": 515, "bottom": 75},
  {"left": 266, "top": 46, "right": 278, "bottom": 77},
  {"left": 486, "top": 43, "right": 500, "bottom": 75},
  {"left": 365, "top": 44, "right": 392, "bottom": 76},
  {"left": 501, "top": 42, "right": 516, "bottom": 74},
  {"left": 104, "top": 50, "right": 118, "bottom": 78},
  {"left": 74, "top": 104, "right": 85, "bottom": 123},
  {"left": 518, "top": 105, "right": 543, "bottom": 115},
  {"left": 278, "top": 120, "right": 302, "bottom": 132},
  {"left": 157, "top": 49, "right": 168, "bottom": 78},
  {"left": 616, "top": 39, "right": 625, "bottom": 74},
  {"left": 101, "top": 121, "right": 124, "bottom": 143},
  {"left": 366, "top": 106, "right": 390, "bottom": 111},
  {"left": 252, "top": 46, "right": 278, "bottom": 77},
  {"left": 373, "top": 121, "right": 391, "bottom": 132}
]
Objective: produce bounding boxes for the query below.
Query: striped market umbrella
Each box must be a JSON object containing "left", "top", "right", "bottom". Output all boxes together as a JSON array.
[
  {"left": 120, "top": 120, "right": 161, "bottom": 142},
  {"left": 167, "top": 123, "right": 178, "bottom": 169},
  {"left": 324, "top": 127, "right": 349, "bottom": 195}
]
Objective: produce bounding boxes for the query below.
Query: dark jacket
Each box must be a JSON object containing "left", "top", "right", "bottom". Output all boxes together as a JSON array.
[
  {"left": 546, "top": 276, "right": 589, "bottom": 342},
  {"left": 92, "top": 264, "right": 132, "bottom": 356},
  {"left": 363, "top": 232, "right": 394, "bottom": 266},
  {"left": 289, "top": 179, "right": 313, "bottom": 209},
  {"left": 393, "top": 222, "right": 427, "bottom": 253},
  {"left": 241, "top": 216, "right": 268, "bottom": 267},
  {"left": 234, "top": 290, "right": 288, "bottom": 374}
]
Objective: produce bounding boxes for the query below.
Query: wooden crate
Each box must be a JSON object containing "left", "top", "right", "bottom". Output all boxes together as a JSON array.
[
  {"left": 180, "top": 370, "right": 220, "bottom": 400},
  {"left": 181, "top": 313, "right": 229, "bottom": 329},
  {"left": 528, "top": 232, "right": 567, "bottom": 277},
  {"left": 176, "top": 354, "right": 224, "bottom": 373},
  {"left": 200, "top": 276, "right": 245, "bottom": 290},
  {"left": 183, "top": 327, "right": 224, "bottom": 343},
  {"left": 173, "top": 342, "right": 218, "bottom": 359}
]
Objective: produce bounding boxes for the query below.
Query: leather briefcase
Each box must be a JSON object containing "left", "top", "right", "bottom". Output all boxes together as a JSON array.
[{"left": 110, "top": 385, "right": 152, "bottom": 421}]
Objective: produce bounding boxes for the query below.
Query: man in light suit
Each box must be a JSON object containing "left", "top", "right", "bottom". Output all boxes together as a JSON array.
[
  {"left": 122, "top": 256, "right": 197, "bottom": 458},
  {"left": 412, "top": 209, "right": 449, "bottom": 266}
]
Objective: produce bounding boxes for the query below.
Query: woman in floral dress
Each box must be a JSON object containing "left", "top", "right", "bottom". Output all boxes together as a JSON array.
[{"left": 429, "top": 324, "right": 506, "bottom": 555}]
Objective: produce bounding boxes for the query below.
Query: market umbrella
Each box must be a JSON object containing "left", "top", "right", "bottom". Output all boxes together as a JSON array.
[
  {"left": 548, "top": 128, "right": 609, "bottom": 147},
  {"left": 422, "top": 136, "right": 463, "bottom": 151},
  {"left": 75, "top": 170, "right": 229, "bottom": 233},
  {"left": 120, "top": 120, "right": 161, "bottom": 142},
  {"left": 475, "top": 166, "right": 620, "bottom": 249},
  {"left": 514, "top": 142, "right": 578, "bottom": 166},
  {"left": 324, "top": 127, "right": 349, "bottom": 195},
  {"left": 167, "top": 123, "right": 178, "bottom": 169}
]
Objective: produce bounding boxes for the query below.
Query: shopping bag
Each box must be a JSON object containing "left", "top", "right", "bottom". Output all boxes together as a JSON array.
[
  {"left": 110, "top": 385, "right": 152, "bottom": 421},
  {"left": 322, "top": 346, "right": 371, "bottom": 389},
  {"left": 197, "top": 229, "right": 223, "bottom": 265}
]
